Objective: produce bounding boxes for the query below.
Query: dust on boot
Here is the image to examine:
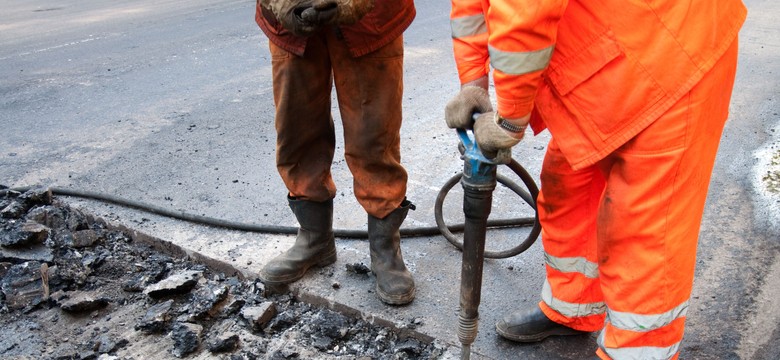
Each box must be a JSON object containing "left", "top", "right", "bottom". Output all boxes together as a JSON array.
[
  {"left": 367, "top": 199, "right": 416, "bottom": 305},
  {"left": 260, "top": 196, "right": 337, "bottom": 285}
]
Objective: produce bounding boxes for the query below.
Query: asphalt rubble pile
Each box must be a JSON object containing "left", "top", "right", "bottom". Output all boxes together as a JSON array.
[{"left": 0, "top": 187, "right": 447, "bottom": 359}]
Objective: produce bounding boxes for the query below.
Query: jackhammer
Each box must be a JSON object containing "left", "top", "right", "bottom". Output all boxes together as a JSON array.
[{"left": 435, "top": 127, "right": 540, "bottom": 359}]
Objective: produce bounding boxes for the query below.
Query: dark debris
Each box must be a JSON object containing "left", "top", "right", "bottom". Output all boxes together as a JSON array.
[{"left": 0, "top": 188, "right": 447, "bottom": 359}]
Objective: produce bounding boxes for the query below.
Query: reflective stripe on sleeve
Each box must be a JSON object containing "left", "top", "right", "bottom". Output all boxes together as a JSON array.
[
  {"left": 608, "top": 301, "right": 689, "bottom": 332},
  {"left": 489, "top": 44, "right": 554, "bottom": 75},
  {"left": 597, "top": 330, "right": 681, "bottom": 360},
  {"left": 451, "top": 14, "right": 488, "bottom": 39},
  {"left": 545, "top": 253, "right": 599, "bottom": 279},
  {"left": 542, "top": 279, "right": 606, "bottom": 317}
]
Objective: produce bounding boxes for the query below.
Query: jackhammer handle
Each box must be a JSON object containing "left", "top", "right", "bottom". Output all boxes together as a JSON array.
[{"left": 456, "top": 119, "right": 512, "bottom": 164}]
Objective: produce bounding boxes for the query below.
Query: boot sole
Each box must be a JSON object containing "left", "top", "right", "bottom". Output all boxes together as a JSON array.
[
  {"left": 495, "top": 323, "right": 587, "bottom": 343},
  {"left": 376, "top": 285, "right": 416, "bottom": 305},
  {"left": 370, "top": 264, "right": 416, "bottom": 305},
  {"left": 259, "top": 250, "right": 337, "bottom": 285}
]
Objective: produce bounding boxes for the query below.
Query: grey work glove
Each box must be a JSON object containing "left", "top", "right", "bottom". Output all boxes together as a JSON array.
[
  {"left": 260, "top": 0, "right": 374, "bottom": 36},
  {"left": 473, "top": 112, "right": 526, "bottom": 158},
  {"left": 445, "top": 86, "right": 493, "bottom": 129}
]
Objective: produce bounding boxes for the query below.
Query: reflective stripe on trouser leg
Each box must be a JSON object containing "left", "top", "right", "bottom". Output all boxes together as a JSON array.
[
  {"left": 541, "top": 279, "right": 606, "bottom": 317},
  {"left": 537, "top": 139, "right": 607, "bottom": 332},
  {"left": 271, "top": 33, "right": 337, "bottom": 202},
  {"left": 328, "top": 32, "right": 408, "bottom": 219},
  {"left": 597, "top": 304, "right": 688, "bottom": 360},
  {"left": 594, "top": 40, "right": 739, "bottom": 360}
]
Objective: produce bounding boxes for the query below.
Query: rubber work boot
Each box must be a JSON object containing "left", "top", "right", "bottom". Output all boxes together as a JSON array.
[
  {"left": 367, "top": 199, "right": 416, "bottom": 305},
  {"left": 259, "top": 197, "right": 337, "bottom": 285},
  {"left": 496, "top": 305, "right": 589, "bottom": 342}
]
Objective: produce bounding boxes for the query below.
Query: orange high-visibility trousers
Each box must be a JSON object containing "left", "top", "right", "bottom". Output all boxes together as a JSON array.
[{"left": 536, "top": 39, "right": 739, "bottom": 360}]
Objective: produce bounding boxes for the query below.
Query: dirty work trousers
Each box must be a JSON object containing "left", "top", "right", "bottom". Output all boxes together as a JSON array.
[
  {"left": 536, "top": 40, "right": 739, "bottom": 360},
  {"left": 269, "top": 30, "right": 407, "bottom": 219}
]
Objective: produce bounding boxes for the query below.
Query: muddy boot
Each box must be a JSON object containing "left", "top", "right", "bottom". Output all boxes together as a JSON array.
[
  {"left": 495, "top": 305, "right": 589, "bottom": 342},
  {"left": 260, "top": 197, "right": 337, "bottom": 285},
  {"left": 367, "top": 199, "right": 416, "bottom": 305}
]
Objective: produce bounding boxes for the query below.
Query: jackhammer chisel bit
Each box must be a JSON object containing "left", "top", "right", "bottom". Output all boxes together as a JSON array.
[{"left": 454, "top": 128, "right": 510, "bottom": 360}]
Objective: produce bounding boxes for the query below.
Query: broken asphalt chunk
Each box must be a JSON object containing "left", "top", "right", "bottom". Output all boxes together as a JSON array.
[
  {"left": 240, "top": 301, "right": 277, "bottom": 331},
  {"left": 263, "top": 307, "right": 296, "bottom": 334},
  {"left": 346, "top": 262, "right": 371, "bottom": 275},
  {"left": 1, "top": 200, "right": 28, "bottom": 219},
  {"left": 70, "top": 229, "right": 102, "bottom": 248},
  {"left": 312, "top": 309, "right": 349, "bottom": 340},
  {"left": 135, "top": 299, "right": 174, "bottom": 334},
  {"left": 0, "top": 187, "right": 52, "bottom": 219},
  {"left": 0, "top": 261, "right": 45, "bottom": 310},
  {"left": 0, "top": 243, "right": 54, "bottom": 263},
  {"left": 143, "top": 270, "right": 202, "bottom": 298},
  {"left": 170, "top": 322, "right": 203, "bottom": 358},
  {"left": 186, "top": 283, "right": 229, "bottom": 320},
  {"left": 207, "top": 332, "right": 239, "bottom": 353},
  {"left": 58, "top": 290, "right": 110, "bottom": 313},
  {"left": 220, "top": 293, "right": 245, "bottom": 317},
  {"left": 0, "top": 221, "right": 50, "bottom": 247}
]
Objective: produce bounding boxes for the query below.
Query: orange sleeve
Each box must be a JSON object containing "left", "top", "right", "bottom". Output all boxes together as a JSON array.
[
  {"left": 489, "top": 1, "right": 566, "bottom": 119},
  {"left": 450, "top": 0, "right": 490, "bottom": 85},
  {"left": 452, "top": 0, "right": 567, "bottom": 120}
]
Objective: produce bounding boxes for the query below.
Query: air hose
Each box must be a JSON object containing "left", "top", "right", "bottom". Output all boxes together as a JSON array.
[
  {"left": 2, "top": 168, "right": 538, "bottom": 250},
  {"left": 435, "top": 159, "right": 540, "bottom": 259}
]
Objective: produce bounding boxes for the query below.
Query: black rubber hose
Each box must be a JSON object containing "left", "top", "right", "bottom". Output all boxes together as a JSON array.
[
  {"left": 435, "top": 159, "right": 541, "bottom": 259},
  {"left": 1, "top": 184, "right": 536, "bottom": 239}
]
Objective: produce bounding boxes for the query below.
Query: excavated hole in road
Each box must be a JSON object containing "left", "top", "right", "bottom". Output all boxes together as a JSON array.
[{"left": 0, "top": 187, "right": 447, "bottom": 359}]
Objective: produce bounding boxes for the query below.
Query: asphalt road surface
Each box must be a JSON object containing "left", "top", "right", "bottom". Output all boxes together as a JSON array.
[{"left": 1, "top": 0, "right": 778, "bottom": 359}]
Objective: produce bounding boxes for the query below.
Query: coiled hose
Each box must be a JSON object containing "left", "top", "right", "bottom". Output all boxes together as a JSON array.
[{"left": 2, "top": 162, "right": 539, "bottom": 259}]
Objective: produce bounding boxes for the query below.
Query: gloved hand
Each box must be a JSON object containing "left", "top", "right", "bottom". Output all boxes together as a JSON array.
[
  {"left": 260, "top": 0, "right": 337, "bottom": 36},
  {"left": 445, "top": 86, "right": 493, "bottom": 129},
  {"left": 473, "top": 112, "right": 527, "bottom": 158},
  {"left": 260, "top": 0, "right": 374, "bottom": 36},
  {"left": 300, "top": 3, "right": 339, "bottom": 27}
]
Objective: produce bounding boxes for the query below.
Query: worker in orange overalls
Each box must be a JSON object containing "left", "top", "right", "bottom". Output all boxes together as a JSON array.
[
  {"left": 445, "top": 0, "right": 747, "bottom": 358},
  {"left": 255, "top": 0, "right": 417, "bottom": 305}
]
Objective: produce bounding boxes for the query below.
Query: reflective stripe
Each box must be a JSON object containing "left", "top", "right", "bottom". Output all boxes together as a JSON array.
[
  {"left": 598, "top": 331, "right": 681, "bottom": 360},
  {"left": 609, "top": 301, "right": 689, "bottom": 332},
  {"left": 451, "top": 14, "right": 488, "bottom": 39},
  {"left": 545, "top": 253, "right": 599, "bottom": 279},
  {"left": 489, "top": 44, "right": 554, "bottom": 75},
  {"left": 541, "top": 279, "right": 606, "bottom": 317}
]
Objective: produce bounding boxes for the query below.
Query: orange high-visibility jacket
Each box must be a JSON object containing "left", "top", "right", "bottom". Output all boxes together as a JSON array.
[{"left": 450, "top": 0, "right": 747, "bottom": 170}]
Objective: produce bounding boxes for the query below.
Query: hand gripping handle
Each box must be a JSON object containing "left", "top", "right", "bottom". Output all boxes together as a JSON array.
[{"left": 456, "top": 113, "right": 512, "bottom": 165}]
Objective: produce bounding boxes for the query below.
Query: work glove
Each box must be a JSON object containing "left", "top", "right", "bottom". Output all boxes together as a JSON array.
[
  {"left": 445, "top": 86, "right": 493, "bottom": 129},
  {"left": 473, "top": 112, "right": 527, "bottom": 158},
  {"left": 260, "top": 0, "right": 374, "bottom": 36},
  {"left": 300, "top": 4, "right": 339, "bottom": 27},
  {"left": 260, "top": 0, "right": 337, "bottom": 36}
]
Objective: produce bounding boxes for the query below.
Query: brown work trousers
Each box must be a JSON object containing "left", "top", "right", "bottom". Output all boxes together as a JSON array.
[{"left": 269, "top": 29, "right": 407, "bottom": 219}]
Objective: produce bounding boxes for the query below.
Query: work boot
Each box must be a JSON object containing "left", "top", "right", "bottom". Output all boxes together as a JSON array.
[
  {"left": 495, "top": 305, "right": 589, "bottom": 342},
  {"left": 260, "top": 197, "right": 336, "bottom": 285},
  {"left": 367, "top": 199, "right": 416, "bottom": 305}
]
